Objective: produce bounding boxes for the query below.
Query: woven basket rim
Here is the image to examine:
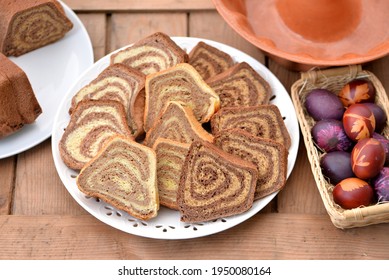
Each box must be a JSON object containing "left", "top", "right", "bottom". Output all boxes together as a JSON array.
[{"left": 291, "top": 65, "right": 389, "bottom": 229}]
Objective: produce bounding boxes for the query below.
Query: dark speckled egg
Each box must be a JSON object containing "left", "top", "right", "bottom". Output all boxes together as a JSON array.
[
  {"left": 343, "top": 104, "right": 376, "bottom": 141},
  {"left": 338, "top": 79, "right": 375, "bottom": 107},
  {"left": 351, "top": 138, "right": 386, "bottom": 180},
  {"left": 333, "top": 177, "right": 374, "bottom": 209}
]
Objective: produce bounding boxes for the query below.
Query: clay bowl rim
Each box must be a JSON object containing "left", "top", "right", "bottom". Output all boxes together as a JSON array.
[{"left": 212, "top": 0, "right": 389, "bottom": 68}]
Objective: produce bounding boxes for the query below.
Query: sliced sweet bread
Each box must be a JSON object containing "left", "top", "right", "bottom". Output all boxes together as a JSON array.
[
  {"left": 110, "top": 32, "right": 188, "bottom": 75},
  {"left": 70, "top": 63, "right": 146, "bottom": 138},
  {"left": 77, "top": 135, "right": 159, "bottom": 221},
  {"left": 0, "top": 0, "right": 73, "bottom": 57},
  {"left": 153, "top": 138, "right": 190, "bottom": 210},
  {"left": 144, "top": 63, "right": 220, "bottom": 132},
  {"left": 177, "top": 140, "right": 258, "bottom": 223},
  {"left": 206, "top": 62, "right": 272, "bottom": 108},
  {"left": 214, "top": 129, "right": 288, "bottom": 200},
  {"left": 0, "top": 53, "right": 42, "bottom": 138},
  {"left": 210, "top": 105, "right": 291, "bottom": 150},
  {"left": 188, "top": 41, "right": 234, "bottom": 81},
  {"left": 143, "top": 101, "right": 214, "bottom": 147},
  {"left": 59, "top": 100, "right": 133, "bottom": 170}
]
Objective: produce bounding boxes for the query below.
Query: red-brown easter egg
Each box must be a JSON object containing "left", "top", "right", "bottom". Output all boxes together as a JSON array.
[
  {"left": 351, "top": 138, "right": 386, "bottom": 180},
  {"left": 338, "top": 79, "right": 375, "bottom": 107},
  {"left": 333, "top": 177, "right": 374, "bottom": 209},
  {"left": 343, "top": 104, "right": 375, "bottom": 141}
]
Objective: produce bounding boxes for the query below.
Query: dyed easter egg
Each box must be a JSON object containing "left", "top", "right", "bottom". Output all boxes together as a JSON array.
[
  {"left": 351, "top": 138, "right": 386, "bottom": 180},
  {"left": 338, "top": 79, "right": 375, "bottom": 107},
  {"left": 364, "top": 103, "right": 387, "bottom": 133},
  {"left": 333, "top": 177, "right": 374, "bottom": 209},
  {"left": 305, "top": 89, "right": 345, "bottom": 121},
  {"left": 320, "top": 151, "right": 355, "bottom": 185},
  {"left": 343, "top": 104, "right": 375, "bottom": 141},
  {"left": 311, "top": 120, "right": 354, "bottom": 152},
  {"left": 372, "top": 167, "right": 389, "bottom": 202}
]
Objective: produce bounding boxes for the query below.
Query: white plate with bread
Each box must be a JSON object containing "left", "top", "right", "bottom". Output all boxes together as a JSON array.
[
  {"left": 52, "top": 37, "right": 299, "bottom": 239},
  {"left": 0, "top": 1, "right": 93, "bottom": 158}
]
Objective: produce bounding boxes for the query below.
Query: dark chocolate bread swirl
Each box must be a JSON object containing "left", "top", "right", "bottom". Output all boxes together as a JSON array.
[
  {"left": 0, "top": 0, "right": 73, "bottom": 57},
  {"left": 70, "top": 63, "right": 146, "bottom": 138},
  {"left": 144, "top": 63, "right": 220, "bottom": 132},
  {"left": 210, "top": 105, "right": 291, "bottom": 150},
  {"left": 153, "top": 138, "right": 190, "bottom": 210},
  {"left": 59, "top": 100, "right": 133, "bottom": 170},
  {"left": 177, "top": 141, "right": 258, "bottom": 223},
  {"left": 188, "top": 41, "right": 234, "bottom": 81},
  {"left": 143, "top": 101, "right": 214, "bottom": 147},
  {"left": 214, "top": 129, "right": 288, "bottom": 200},
  {"left": 0, "top": 53, "right": 42, "bottom": 138},
  {"left": 110, "top": 32, "right": 188, "bottom": 75},
  {"left": 206, "top": 62, "right": 272, "bottom": 108},
  {"left": 77, "top": 135, "right": 159, "bottom": 221}
]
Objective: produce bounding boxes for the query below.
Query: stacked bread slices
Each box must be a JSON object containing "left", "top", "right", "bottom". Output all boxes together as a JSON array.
[{"left": 59, "top": 32, "right": 291, "bottom": 222}]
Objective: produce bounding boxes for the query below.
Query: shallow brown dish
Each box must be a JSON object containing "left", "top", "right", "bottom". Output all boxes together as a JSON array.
[{"left": 212, "top": 0, "right": 389, "bottom": 71}]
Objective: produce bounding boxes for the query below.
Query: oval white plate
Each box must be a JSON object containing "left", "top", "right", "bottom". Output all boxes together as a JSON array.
[
  {"left": 0, "top": 1, "right": 94, "bottom": 159},
  {"left": 52, "top": 37, "right": 300, "bottom": 239}
]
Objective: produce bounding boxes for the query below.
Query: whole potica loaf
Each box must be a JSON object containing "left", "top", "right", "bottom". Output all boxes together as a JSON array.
[
  {"left": 188, "top": 41, "right": 234, "bottom": 81},
  {"left": 153, "top": 138, "right": 190, "bottom": 210},
  {"left": 177, "top": 140, "right": 258, "bottom": 223},
  {"left": 214, "top": 128, "right": 288, "bottom": 200},
  {"left": 210, "top": 105, "right": 291, "bottom": 150},
  {"left": 77, "top": 135, "right": 159, "bottom": 221},
  {"left": 143, "top": 101, "right": 214, "bottom": 147},
  {"left": 0, "top": 0, "right": 73, "bottom": 57},
  {"left": 59, "top": 100, "right": 133, "bottom": 170},
  {"left": 206, "top": 62, "right": 272, "bottom": 108},
  {"left": 144, "top": 63, "right": 220, "bottom": 132},
  {"left": 0, "top": 53, "right": 42, "bottom": 138},
  {"left": 70, "top": 63, "right": 146, "bottom": 138},
  {"left": 110, "top": 32, "right": 188, "bottom": 75}
]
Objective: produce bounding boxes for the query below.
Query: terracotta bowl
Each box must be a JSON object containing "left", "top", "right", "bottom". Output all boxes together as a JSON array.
[{"left": 212, "top": 0, "right": 389, "bottom": 71}]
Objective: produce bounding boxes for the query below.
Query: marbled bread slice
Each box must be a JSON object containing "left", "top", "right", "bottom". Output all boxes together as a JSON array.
[
  {"left": 144, "top": 63, "right": 220, "bottom": 132},
  {"left": 188, "top": 41, "right": 234, "bottom": 80},
  {"left": 143, "top": 101, "right": 213, "bottom": 147},
  {"left": 177, "top": 140, "right": 258, "bottom": 223},
  {"left": 59, "top": 100, "right": 133, "bottom": 170},
  {"left": 77, "top": 135, "right": 159, "bottom": 221},
  {"left": 214, "top": 128, "right": 288, "bottom": 200}
]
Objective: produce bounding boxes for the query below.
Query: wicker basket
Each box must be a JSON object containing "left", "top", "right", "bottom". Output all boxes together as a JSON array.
[{"left": 291, "top": 65, "right": 389, "bottom": 229}]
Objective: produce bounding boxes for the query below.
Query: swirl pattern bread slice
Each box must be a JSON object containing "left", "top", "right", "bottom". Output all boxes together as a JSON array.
[
  {"left": 144, "top": 63, "right": 220, "bottom": 132},
  {"left": 110, "top": 32, "right": 188, "bottom": 75},
  {"left": 0, "top": 53, "right": 42, "bottom": 138},
  {"left": 59, "top": 100, "right": 133, "bottom": 170},
  {"left": 0, "top": 0, "right": 73, "bottom": 57},
  {"left": 153, "top": 138, "right": 190, "bottom": 210},
  {"left": 77, "top": 135, "right": 159, "bottom": 221},
  {"left": 189, "top": 41, "right": 234, "bottom": 81},
  {"left": 143, "top": 101, "right": 213, "bottom": 147},
  {"left": 207, "top": 62, "right": 272, "bottom": 108},
  {"left": 214, "top": 129, "right": 288, "bottom": 200},
  {"left": 177, "top": 141, "right": 258, "bottom": 223},
  {"left": 211, "top": 105, "right": 291, "bottom": 150},
  {"left": 70, "top": 63, "right": 146, "bottom": 137}
]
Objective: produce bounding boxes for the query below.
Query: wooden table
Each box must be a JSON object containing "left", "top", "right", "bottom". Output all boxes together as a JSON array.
[{"left": 1, "top": 0, "right": 388, "bottom": 260}]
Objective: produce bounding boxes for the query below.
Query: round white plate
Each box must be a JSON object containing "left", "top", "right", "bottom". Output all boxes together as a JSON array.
[
  {"left": 52, "top": 37, "right": 300, "bottom": 239},
  {"left": 0, "top": 1, "right": 94, "bottom": 159}
]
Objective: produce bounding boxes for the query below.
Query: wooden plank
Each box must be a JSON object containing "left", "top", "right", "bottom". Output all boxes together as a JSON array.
[
  {"left": 0, "top": 156, "right": 16, "bottom": 215},
  {"left": 12, "top": 140, "right": 87, "bottom": 215},
  {"left": 109, "top": 12, "right": 187, "bottom": 52},
  {"left": 0, "top": 213, "right": 388, "bottom": 259},
  {"left": 189, "top": 11, "right": 266, "bottom": 64},
  {"left": 77, "top": 13, "right": 107, "bottom": 61},
  {"left": 65, "top": 0, "right": 215, "bottom": 12}
]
